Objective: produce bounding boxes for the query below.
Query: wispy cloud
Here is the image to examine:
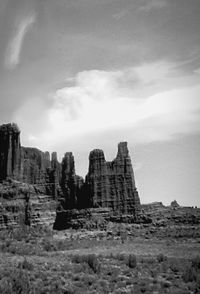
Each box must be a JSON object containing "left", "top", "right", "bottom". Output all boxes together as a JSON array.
[
  {"left": 5, "top": 12, "right": 36, "bottom": 70},
  {"left": 113, "top": 0, "right": 166, "bottom": 20},
  {"left": 139, "top": 0, "right": 167, "bottom": 12}
]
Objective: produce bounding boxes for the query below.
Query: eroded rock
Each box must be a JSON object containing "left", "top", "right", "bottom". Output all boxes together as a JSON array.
[
  {"left": 0, "top": 123, "right": 141, "bottom": 229},
  {"left": 85, "top": 142, "right": 141, "bottom": 217}
]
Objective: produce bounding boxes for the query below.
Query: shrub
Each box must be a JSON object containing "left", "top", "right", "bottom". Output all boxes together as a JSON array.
[
  {"left": 42, "top": 238, "right": 56, "bottom": 251},
  {"left": 191, "top": 255, "right": 200, "bottom": 270},
  {"left": 71, "top": 254, "right": 100, "bottom": 273},
  {"left": 115, "top": 253, "right": 126, "bottom": 261},
  {"left": 71, "top": 254, "right": 84, "bottom": 263},
  {"left": 157, "top": 253, "right": 167, "bottom": 263},
  {"left": 18, "top": 258, "right": 34, "bottom": 271},
  {"left": 0, "top": 268, "right": 31, "bottom": 294},
  {"left": 169, "top": 259, "right": 180, "bottom": 273},
  {"left": 0, "top": 239, "right": 12, "bottom": 252},
  {"left": 182, "top": 266, "right": 197, "bottom": 283},
  {"left": 127, "top": 254, "right": 137, "bottom": 269},
  {"left": 182, "top": 255, "right": 200, "bottom": 284},
  {"left": 86, "top": 254, "right": 100, "bottom": 273}
]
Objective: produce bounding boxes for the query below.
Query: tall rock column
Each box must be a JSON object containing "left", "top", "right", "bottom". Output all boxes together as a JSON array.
[
  {"left": 85, "top": 149, "right": 109, "bottom": 208},
  {"left": 0, "top": 123, "right": 21, "bottom": 181},
  {"left": 85, "top": 142, "right": 141, "bottom": 218},
  {"left": 49, "top": 152, "right": 61, "bottom": 199},
  {"left": 111, "top": 142, "right": 140, "bottom": 215},
  {"left": 61, "top": 152, "right": 77, "bottom": 209}
]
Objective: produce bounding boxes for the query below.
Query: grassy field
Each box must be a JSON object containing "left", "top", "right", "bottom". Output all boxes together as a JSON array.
[{"left": 0, "top": 225, "right": 200, "bottom": 293}]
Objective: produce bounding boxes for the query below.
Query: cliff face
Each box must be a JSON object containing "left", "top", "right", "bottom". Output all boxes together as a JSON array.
[
  {"left": 0, "top": 180, "right": 57, "bottom": 229},
  {"left": 0, "top": 123, "right": 21, "bottom": 181},
  {"left": 85, "top": 142, "right": 140, "bottom": 217},
  {"left": 61, "top": 152, "right": 77, "bottom": 209},
  {"left": 0, "top": 123, "right": 141, "bottom": 229},
  {"left": 20, "top": 147, "right": 61, "bottom": 197},
  {"left": 0, "top": 124, "right": 62, "bottom": 196},
  {"left": 0, "top": 124, "right": 60, "bottom": 229}
]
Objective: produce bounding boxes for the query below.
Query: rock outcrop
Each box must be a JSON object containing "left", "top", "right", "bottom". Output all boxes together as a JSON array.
[
  {"left": 170, "top": 200, "right": 180, "bottom": 208},
  {"left": 141, "top": 202, "right": 200, "bottom": 226},
  {"left": 0, "top": 123, "right": 21, "bottom": 181},
  {"left": 0, "top": 123, "right": 141, "bottom": 229},
  {"left": 60, "top": 152, "right": 77, "bottom": 209},
  {"left": 0, "top": 180, "right": 57, "bottom": 229},
  {"left": 54, "top": 142, "right": 141, "bottom": 229},
  {"left": 20, "top": 148, "right": 62, "bottom": 197},
  {"left": 85, "top": 142, "right": 140, "bottom": 217},
  {"left": 0, "top": 124, "right": 61, "bottom": 196},
  {"left": 0, "top": 124, "right": 60, "bottom": 229}
]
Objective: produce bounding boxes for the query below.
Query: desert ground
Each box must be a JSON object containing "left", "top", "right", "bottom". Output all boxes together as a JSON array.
[{"left": 0, "top": 219, "right": 200, "bottom": 294}]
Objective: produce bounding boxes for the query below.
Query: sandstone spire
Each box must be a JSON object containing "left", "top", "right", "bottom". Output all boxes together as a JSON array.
[
  {"left": 85, "top": 142, "right": 141, "bottom": 218},
  {"left": 0, "top": 123, "right": 21, "bottom": 181}
]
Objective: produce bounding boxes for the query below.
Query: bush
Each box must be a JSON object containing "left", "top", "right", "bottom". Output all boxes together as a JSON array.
[
  {"left": 71, "top": 254, "right": 84, "bottom": 264},
  {"left": 42, "top": 238, "right": 56, "bottom": 252},
  {"left": 115, "top": 253, "right": 126, "bottom": 261},
  {"left": 18, "top": 258, "right": 34, "bottom": 271},
  {"left": 191, "top": 255, "right": 200, "bottom": 270},
  {"left": 169, "top": 259, "right": 180, "bottom": 273},
  {"left": 0, "top": 268, "right": 31, "bottom": 294},
  {"left": 182, "top": 256, "right": 200, "bottom": 284},
  {"left": 127, "top": 254, "right": 137, "bottom": 269},
  {"left": 157, "top": 253, "right": 167, "bottom": 263},
  {"left": 71, "top": 254, "right": 100, "bottom": 273},
  {"left": 87, "top": 254, "right": 100, "bottom": 273},
  {"left": 182, "top": 266, "right": 197, "bottom": 283}
]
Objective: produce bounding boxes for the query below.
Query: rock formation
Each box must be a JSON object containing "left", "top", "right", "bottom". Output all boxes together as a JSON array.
[
  {"left": 170, "top": 200, "right": 180, "bottom": 208},
  {"left": 0, "top": 124, "right": 61, "bottom": 196},
  {"left": 0, "top": 123, "right": 21, "bottom": 181},
  {"left": 0, "top": 123, "right": 141, "bottom": 229},
  {"left": 60, "top": 152, "right": 77, "bottom": 209},
  {"left": 0, "top": 124, "right": 60, "bottom": 229},
  {"left": 85, "top": 142, "right": 140, "bottom": 217},
  {"left": 0, "top": 180, "right": 57, "bottom": 229}
]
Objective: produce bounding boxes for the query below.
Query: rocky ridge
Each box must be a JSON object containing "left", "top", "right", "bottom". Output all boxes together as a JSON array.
[{"left": 0, "top": 123, "right": 141, "bottom": 229}]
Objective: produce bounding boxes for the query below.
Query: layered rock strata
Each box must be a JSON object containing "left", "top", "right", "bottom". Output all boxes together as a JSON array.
[
  {"left": 0, "top": 124, "right": 61, "bottom": 196},
  {"left": 0, "top": 123, "right": 141, "bottom": 229},
  {"left": 0, "top": 180, "right": 57, "bottom": 229},
  {"left": 85, "top": 142, "right": 140, "bottom": 216},
  {"left": 0, "top": 123, "right": 21, "bottom": 181}
]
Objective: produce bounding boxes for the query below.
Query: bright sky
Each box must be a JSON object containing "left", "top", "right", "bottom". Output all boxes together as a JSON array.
[{"left": 0, "top": 0, "right": 200, "bottom": 206}]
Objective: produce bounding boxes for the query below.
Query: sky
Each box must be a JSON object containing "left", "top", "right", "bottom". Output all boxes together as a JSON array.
[{"left": 0, "top": 0, "right": 200, "bottom": 206}]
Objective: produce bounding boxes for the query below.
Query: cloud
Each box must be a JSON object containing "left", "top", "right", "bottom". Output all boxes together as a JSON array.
[
  {"left": 139, "top": 0, "right": 167, "bottom": 12},
  {"left": 13, "top": 60, "right": 200, "bottom": 158},
  {"left": 5, "top": 12, "right": 36, "bottom": 69},
  {"left": 113, "top": 0, "right": 166, "bottom": 20}
]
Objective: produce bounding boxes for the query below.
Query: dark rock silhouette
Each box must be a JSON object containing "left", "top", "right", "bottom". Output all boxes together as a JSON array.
[
  {"left": 0, "top": 123, "right": 141, "bottom": 229},
  {"left": 0, "top": 123, "right": 21, "bottom": 181},
  {"left": 0, "top": 124, "right": 61, "bottom": 195},
  {"left": 54, "top": 142, "right": 141, "bottom": 229},
  {"left": 170, "top": 200, "right": 180, "bottom": 208},
  {"left": 61, "top": 152, "right": 77, "bottom": 209},
  {"left": 85, "top": 142, "right": 140, "bottom": 216}
]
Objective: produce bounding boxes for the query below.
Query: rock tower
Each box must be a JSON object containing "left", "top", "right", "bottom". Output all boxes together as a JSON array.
[
  {"left": 85, "top": 142, "right": 140, "bottom": 215},
  {"left": 0, "top": 123, "right": 141, "bottom": 229}
]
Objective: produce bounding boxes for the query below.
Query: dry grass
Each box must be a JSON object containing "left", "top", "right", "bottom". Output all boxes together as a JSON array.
[{"left": 0, "top": 224, "right": 200, "bottom": 293}]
